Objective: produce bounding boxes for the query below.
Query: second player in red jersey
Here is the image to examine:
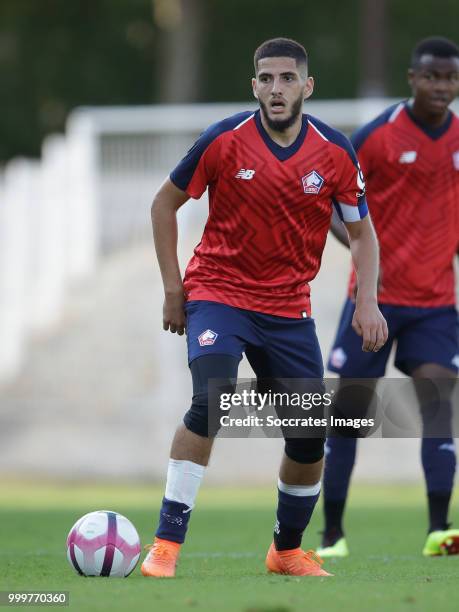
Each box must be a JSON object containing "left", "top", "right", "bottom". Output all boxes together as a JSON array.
[
  {"left": 320, "top": 36, "right": 459, "bottom": 561},
  {"left": 348, "top": 98, "right": 459, "bottom": 307}
]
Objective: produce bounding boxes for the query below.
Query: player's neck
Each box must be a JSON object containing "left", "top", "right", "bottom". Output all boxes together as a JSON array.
[
  {"left": 409, "top": 100, "right": 450, "bottom": 129},
  {"left": 259, "top": 113, "right": 303, "bottom": 147}
]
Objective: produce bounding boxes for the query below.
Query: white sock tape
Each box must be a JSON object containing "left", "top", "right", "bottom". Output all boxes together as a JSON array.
[
  {"left": 165, "top": 459, "right": 206, "bottom": 509},
  {"left": 278, "top": 478, "right": 321, "bottom": 497}
]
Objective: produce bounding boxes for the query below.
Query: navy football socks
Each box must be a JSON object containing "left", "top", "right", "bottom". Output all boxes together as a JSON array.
[
  {"left": 322, "top": 437, "right": 357, "bottom": 542},
  {"left": 156, "top": 497, "right": 192, "bottom": 544},
  {"left": 427, "top": 491, "right": 453, "bottom": 532},
  {"left": 422, "top": 437, "right": 456, "bottom": 532},
  {"left": 274, "top": 488, "right": 320, "bottom": 551},
  {"left": 322, "top": 500, "right": 346, "bottom": 546}
]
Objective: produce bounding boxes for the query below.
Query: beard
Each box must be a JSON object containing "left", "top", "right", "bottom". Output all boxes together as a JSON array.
[{"left": 259, "top": 93, "right": 304, "bottom": 132}]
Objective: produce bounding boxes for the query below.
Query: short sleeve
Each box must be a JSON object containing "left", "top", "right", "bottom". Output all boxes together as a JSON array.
[
  {"left": 168, "top": 111, "right": 253, "bottom": 199},
  {"left": 331, "top": 143, "right": 368, "bottom": 223},
  {"left": 170, "top": 128, "right": 222, "bottom": 199}
]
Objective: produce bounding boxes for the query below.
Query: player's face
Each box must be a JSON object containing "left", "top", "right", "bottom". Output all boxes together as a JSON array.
[
  {"left": 252, "top": 57, "right": 314, "bottom": 132},
  {"left": 408, "top": 54, "right": 459, "bottom": 116}
]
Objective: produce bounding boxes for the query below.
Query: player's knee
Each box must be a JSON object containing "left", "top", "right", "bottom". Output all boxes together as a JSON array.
[
  {"left": 183, "top": 391, "right": 210, "bottom": 438},
  {"left": 284, "top": 437, "right": 325, "bottom": 464},
  {"left": 185, "top": 353, "right": 240, "bottom": 438}
]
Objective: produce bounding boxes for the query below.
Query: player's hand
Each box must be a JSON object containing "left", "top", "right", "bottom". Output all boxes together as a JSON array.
[
  {"left": 163, "top": 289, "right": 186, "bottom": 335},
  {"left": 352, "top": 299, "right": 388, "bottom": 352}
]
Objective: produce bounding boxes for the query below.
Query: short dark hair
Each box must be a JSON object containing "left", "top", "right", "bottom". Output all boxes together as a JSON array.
[
  {"left": 411, "top": 36, "right": 459, "bottom": 67},
  {"left": 254, "top": 37, "right": 308, "bottom": 74}
]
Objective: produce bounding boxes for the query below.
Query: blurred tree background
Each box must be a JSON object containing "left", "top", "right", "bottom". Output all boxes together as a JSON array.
[{"left": 0, "top": 0, "right": 458, "bottom": 162}]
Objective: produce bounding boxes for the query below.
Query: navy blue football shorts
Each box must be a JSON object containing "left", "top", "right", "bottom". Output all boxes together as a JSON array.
[
  {"left": 328, "top": 298, "right": 459, "bottom": 377},
  {"left": 185, "top": 300, "right": 324, "bottom": 378}
]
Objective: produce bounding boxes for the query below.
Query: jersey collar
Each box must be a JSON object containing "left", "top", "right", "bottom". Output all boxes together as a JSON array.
[
  {"left": 254, "top": 110, "right": 308, "bottom": 161},
  {"left": 404, "top": 101, "right": 453, "bottom": 140}
]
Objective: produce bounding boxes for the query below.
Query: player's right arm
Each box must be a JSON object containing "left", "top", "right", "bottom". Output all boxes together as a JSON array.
[
  {"left": 151, "top": 179, "right": 190, "bottom": 335},
  {"left": 152, "top": 112, "right": 248, "bottom": 333}
]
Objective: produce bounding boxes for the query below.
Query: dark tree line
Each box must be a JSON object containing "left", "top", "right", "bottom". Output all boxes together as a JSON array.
[{"left": 0, "top": 0, "right": 457, "bottom": 161}]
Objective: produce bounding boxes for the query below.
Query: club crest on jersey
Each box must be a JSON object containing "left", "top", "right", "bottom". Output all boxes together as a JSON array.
[
  {"left": 453, "top": 151, "right": 459, "bottom": 171},
  {"left": 302, "top": 170, "right": 324, "bottom": 194},
  {"left": 198, "top": 329, "right": 218, "bottom": 346}
]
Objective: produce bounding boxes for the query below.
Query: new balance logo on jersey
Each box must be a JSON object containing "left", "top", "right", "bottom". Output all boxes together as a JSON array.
[
  {"left": 198, "top": 329, "right": 218, "bottom": 346},
  {"left": 452, "top": 354, "right": 459, "bottom": 369},
  {"left": 453, "top": 151, "right": 459, "bottom": 170},
  {"left": 235, "top": 168, "right": 255, "bottom": 180},
  {"left": 302, "top": 170, "right": 324, "bottom": 194},
  {"left": 399, "top": 151, "right": 417, "bottom": 164}
]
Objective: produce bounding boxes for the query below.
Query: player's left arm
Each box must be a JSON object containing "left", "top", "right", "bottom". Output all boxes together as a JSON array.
[
  {"left": 345, "top": 216, "right": 388, "bottom": 352},
  {"left": 331, "top": 134, "right": 387, "bottom": 352}
]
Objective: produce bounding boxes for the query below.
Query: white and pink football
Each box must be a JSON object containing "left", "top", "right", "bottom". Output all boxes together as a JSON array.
[{"left": 66, "top": 510, "right": 141, "bottom": 577}]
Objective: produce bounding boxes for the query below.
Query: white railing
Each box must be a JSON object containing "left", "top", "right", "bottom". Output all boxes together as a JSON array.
[
  {"left": 0, "top": 119, "right": 98, "bottom": 382},
  {"left": 2, "top": 98, "right": 457, "bottom": 383}
]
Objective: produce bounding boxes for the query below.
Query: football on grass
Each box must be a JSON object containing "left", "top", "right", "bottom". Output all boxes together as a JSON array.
[{"left": 66, "top": 510, "right": 141, "bottom": 577}]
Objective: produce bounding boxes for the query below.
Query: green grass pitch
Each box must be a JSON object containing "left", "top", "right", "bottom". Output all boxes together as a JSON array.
[{"left": 1, "top": 482, "right": 458, "bottom": 611}]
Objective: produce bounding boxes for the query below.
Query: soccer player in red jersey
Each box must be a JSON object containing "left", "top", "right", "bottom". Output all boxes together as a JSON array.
[
  {"left": 319, "top": 37, "right": 459, "bottom": 559},
  {"left": 141, "top": 38, "right": 387, "bottom": 578}
]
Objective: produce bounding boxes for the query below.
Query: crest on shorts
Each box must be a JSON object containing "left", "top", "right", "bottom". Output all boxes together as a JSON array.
[
  {"left": 330, "top": 347, "right": 347, "bottom": 369},
  {"left": 198, "top": 329, "right": 218, "bottom": 346},
  {"left": 302, "top": 170, "right": 324, "bottom": 194}
]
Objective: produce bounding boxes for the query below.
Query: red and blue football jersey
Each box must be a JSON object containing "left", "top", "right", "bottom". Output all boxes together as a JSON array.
[
  {"left": 171, "top": 110, "right": 367, "bottom": 318},
  {"left": 349, "top": 101, "right": 459, "bottom": 307}
]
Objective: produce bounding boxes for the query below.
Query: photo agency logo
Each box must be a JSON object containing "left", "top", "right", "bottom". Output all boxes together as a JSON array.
[{"left": 207, "top": 378, "right": 458, "bottom": 439}]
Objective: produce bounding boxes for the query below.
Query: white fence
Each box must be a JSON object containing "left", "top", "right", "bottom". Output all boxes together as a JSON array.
[
  {"left": 0, "top": 121, "right": 98, "bottom": 382},
  {"left": 2, "top": 98, "right": 457, "bottom": 383}
]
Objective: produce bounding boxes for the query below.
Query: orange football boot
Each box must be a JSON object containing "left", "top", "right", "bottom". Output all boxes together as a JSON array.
[
  {"left": 141, "top": 537, "right": 181, "bottom": 578},
  {"left": 266, "top": 542, "right": 333, "bottom": 576}
]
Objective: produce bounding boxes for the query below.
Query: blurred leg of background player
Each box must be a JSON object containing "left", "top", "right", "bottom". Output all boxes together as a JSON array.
[
  {"left": 318, "top": 299, "right": 393, "bottom": 556},
  {"left": 319, "top": 301, "right": 458, "bottom": 557},
  {"left": 414, "top": 364, "right": 459, "bottom": 556}
]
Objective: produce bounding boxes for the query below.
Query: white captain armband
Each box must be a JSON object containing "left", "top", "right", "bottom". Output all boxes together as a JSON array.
[{"left": 333, "top": 200, "right": 369, "bottom": 223}]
